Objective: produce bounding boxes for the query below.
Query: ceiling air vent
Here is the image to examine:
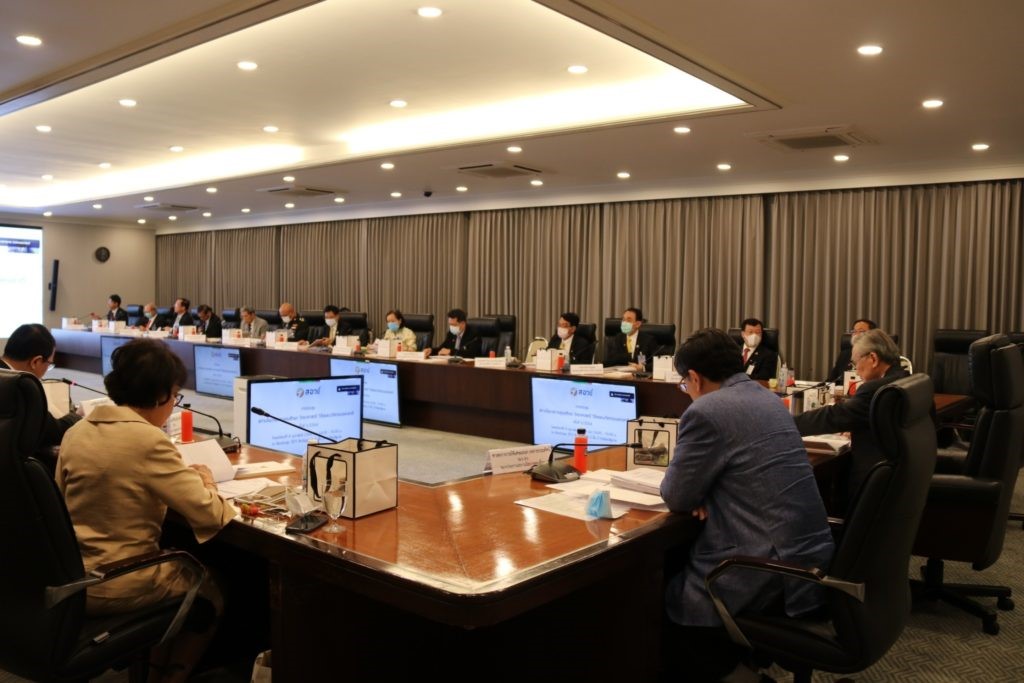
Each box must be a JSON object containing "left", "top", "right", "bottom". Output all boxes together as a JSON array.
[
  {"left": 749, "top": 125, "right": 874, "bottom": 151},
  {"left": 136, "top": 202, "right": 200, "bottom": 213},
  {"left": 457, "top": 163, "right": 542, "bottom": 179},
  {"left": 257, "top": 185, "right": 336, "bottom": 197}
]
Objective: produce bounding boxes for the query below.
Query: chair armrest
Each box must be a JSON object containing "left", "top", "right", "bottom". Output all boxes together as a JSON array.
[
  {"left": 927, "top": 475, "right": 1002, "bottom": 505},
  {"left": 705, "top": 556, "right": 864, "bottom": 649},
  {"left": 934, "top": 450, "right": 968, "bottom": 474},
  {"left": 45, "top": 549, "right": 206, "bottom": 646}
]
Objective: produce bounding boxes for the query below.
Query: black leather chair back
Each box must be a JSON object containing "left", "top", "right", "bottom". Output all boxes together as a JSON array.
[
  {"left": 301, "top": 309, "right": 325, "bottom": 327},
  {"left": 403, "top": 313, "right": 435, "bottom": 351},
  {"left": 339, "top": 312, "right": 370, "bottom": 345},
  {"left": 221, "top": 308, "right": 240, "bottom": 328},
  {"left": 486, "top": 314, "right": 517, "bottom": 356},
  {"left": 257, "top": 309, "right": 282, "bottom": 327},
  {"left": 466, "top": 317, "right": 500, "bottom": 357},
  {"left": 644, "top": 323, "right": 677, "bottom": 356},
  {"left": 929, "top": 329, "right": 989, "bottom": 394},
  {"left": 125, "top": 304, "right": 144, "bottom": 327},
  {"left": 603, "top": 317, "right": 622, "bottom": 339},
  {"left": 575, "top": 323, "right": 597, "bottom": 345},
  {"left": 157, "top": 306, "right": 172, "bottom": 317},
  {"left": 840, "top": 332, "right": 900, "bottom": 350}
]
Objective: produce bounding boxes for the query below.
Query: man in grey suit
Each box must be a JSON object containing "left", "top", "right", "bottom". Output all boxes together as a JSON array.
[
  {"left": 239, "top": 306, "right": 268, "bottom": 339},
  {"left": 661, "top": 328, "right": 834, "bottom": 681}
]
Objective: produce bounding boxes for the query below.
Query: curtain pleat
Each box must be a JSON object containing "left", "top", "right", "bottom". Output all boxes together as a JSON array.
[
  {"left": 210, "top": 227, "right": 279, "bottom": 310},
  {"left": 280, "top": 220, "right": 366, "bottom": 313},
  {"left": 155, "top": 232, "right": 213, "bottom": 308}
]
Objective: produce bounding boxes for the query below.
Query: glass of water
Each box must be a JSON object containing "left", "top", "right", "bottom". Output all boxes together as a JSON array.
[{"left": 322, "top": 481, "right": 347, "bottom": 533}]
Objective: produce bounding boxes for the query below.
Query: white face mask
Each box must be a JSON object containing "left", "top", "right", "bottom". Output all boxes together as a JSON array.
[
  {"left": 449, "top": 324, "right": 461, "bottom": 336},
  {"left": 281, "top": 315, "right": 292, "bottom": 324},
  {"left": 325, "top": 317, "right": 338, "bottom": 328},
  {"left": 556, "top": 327, "right": 571, "bottom": 340},
  {"left": 744, "top": 333, "right": 761, "bottom": 349}
]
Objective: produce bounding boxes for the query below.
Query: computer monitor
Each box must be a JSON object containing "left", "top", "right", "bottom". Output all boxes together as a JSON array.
[
  {"left": 246, "top": 376, "right": 363, "bottom": 456},
  {"left": 329, "top": 358, "right": 400, "bottom": 425},
  {"left": 193, "top": 345, "right": 241, "bottom": 398},
  {"left": 100, "top": 335, "right": 132, "bottom": 375},
  {"left": 530, "top": 376, "right": 638, "bottom": 451}
]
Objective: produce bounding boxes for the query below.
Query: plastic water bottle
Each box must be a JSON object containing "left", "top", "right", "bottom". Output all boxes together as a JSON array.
[
  {"left": 777, "top": 363, "right": 788, "bottom": 393},
  {"left": 504, "top": 345, "right": 512, "bottom": 362},
  {"left": 573, "top": 428, "right": 588, "bottom": 474},
  {"left": 637, "top": 351, "right": 647, "bottom": 370}
]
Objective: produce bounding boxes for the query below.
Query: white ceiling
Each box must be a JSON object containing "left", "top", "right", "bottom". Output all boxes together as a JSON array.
[{"left": 2, "top": 0, "right": 1022, "bottom": 232}]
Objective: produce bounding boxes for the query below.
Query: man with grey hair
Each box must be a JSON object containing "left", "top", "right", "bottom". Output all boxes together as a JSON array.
[
  {"left": 277, "top": 302, "right": 309, "bottom": 341},
  {"left": 795, "top": 328, "right": 906, "bottom": 510},
  {"left": 239, "top": 306, "right": 269, "bottom": 339}
]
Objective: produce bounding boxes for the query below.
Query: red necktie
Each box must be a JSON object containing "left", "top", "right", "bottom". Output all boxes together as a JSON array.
[{"left": 743, "top": 348, "right": 750, "bottom": 364}]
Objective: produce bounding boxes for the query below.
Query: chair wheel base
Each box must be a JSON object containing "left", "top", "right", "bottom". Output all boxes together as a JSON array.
[
  {"left": 983, "top": 617, "right": 1000, "bottom": 635},
  {"left": 997, "top": 596, "right": 1014, "bottom": 611}
]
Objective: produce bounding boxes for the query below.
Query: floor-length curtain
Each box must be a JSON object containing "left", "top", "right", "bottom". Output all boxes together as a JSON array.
[
  {"left": 211, "top": 227, "right": 279, "bottom": 310},
  {"left": 156, "top": 231, "right": 214, "bottom": 308},
  {"left": 280, "top": 219, "right": 367, "bottom": 312}
]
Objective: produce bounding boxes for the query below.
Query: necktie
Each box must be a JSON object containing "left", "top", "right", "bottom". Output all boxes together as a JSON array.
[
  {"left": 627, "top": 335, "right": 635, "bottom": 355},
  {"left": 743, "top": 348, "right": 750, "bottom": 364}
]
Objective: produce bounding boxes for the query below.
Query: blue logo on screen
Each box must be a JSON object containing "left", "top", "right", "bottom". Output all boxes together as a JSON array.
[
  {"left": 295, "top": 386, "right": 321, "bottom": 398},
  {"left": 570, "top": 386, "right": 594, "bottom": 397}
]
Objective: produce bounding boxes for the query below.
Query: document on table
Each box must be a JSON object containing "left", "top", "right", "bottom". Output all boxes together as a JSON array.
[
  {"left": 608, "top": 468, "right": 665, "bottom": 496},
  {"left": 233, "top": 461, "right": 296, "bottom": 479},
  {"left": 177, "top": 440, "right": 235, "bottom": 483},
  {"left": 546, "top": 472, "right": 668, "bottom": 511},
  {"left": 515, "top": 492, "right": 630, "bottom": 521},
  {"left": 218, "top": 477, "right": 278, "bottom": 499}
]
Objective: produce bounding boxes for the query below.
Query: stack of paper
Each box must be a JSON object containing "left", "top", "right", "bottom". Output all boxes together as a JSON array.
[{"left": 609, "top": 468, "right": 665, "bottom": 496}]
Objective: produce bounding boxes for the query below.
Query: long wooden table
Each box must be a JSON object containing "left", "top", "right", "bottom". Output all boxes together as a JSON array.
[{"left": 51, "top": 328, "right": 690, "bottom": 442}]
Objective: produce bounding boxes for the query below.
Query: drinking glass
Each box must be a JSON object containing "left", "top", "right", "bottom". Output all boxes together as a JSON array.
[{"left": 322, "top": 481, "right": 348, "bottom": 533}]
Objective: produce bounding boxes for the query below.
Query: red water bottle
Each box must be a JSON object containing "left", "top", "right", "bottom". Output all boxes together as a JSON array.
[
  {"left": 180, "top": 409, "right": 193, "bottom": 442},
  {"left": 573, "top": 428, "right": 588, "bottom": 474}
]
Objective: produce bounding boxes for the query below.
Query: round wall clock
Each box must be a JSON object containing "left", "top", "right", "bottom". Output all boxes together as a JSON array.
[{"left": 94, "top": 246, "right": 110, "bottom": 262}]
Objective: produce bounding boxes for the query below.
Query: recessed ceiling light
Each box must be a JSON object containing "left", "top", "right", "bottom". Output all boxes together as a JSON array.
[
  {"left": 567, "top": 65, "right": 588, "bottom": 75},
  {"left": 673, "top": 126, "right": 691, "bottom": 134},
  {"left": 263, "top": 125, "right": 279, "bottom": 133},
  {"left": 206, "top": 187, "right": 218, "bottom": 194},
  {"left": 530, "top": 179, "right": 544, "bottom": 187},
  {"left": 380, "top": 162, "right": 395, "bottom": 170},
  {"left": 168, "top": 215, "right": 177, "bottom": 221},
  {"left": 202, "top": 212, "right": 212, "bottom": 218},
  {"left": 456, "top": 186, "right": 468, "bottom": 192},
  {"left": 16, "top": 35, "right": 42, "bottom": 47},
  {"left": 137, "top": 219, "right": 146, "bottom": 225},
  {"left": 237, "top": 60, "right": 258, "bottom": 71},
  {"left": 922, "top": 99, "right": 944, "bottom": 109},
  {"left": 717, "top": 163, "right": 732, "bottom": 171},
  {"left": 417, "top": 7, "right": 442, "bottom": 18},
  {"left": 285, "top": 203, "right": 295, "bottom": 209},
  {"left": 389, "top": 99, "right": 408, "bottom": 109},
  {"left": 241, "top": 208, "right": 251, "bottom": 213},
  {"left": 857, "top": 45, "right": 883, "bottom": 56},
  {"left": 282, "top": 175, "right": 295, "bottom": 182},
  {"left": 169, "top": 145, "right": 184, "bottom": 153},
  {"left": 507, "top": 145, "right": 523, "bottom": 153},
  {"left": 43, "top": 211, "right": 52, "bottom": 217},
  {"left": 98, "top": 162, "right": 112, "bottom": 169},
  {"left": 92, "top": 203, "right": 102, "bottom": 209},
  {"left": 334, "top": 197, "right": 346, "bottom": 203},
  {"left": 972, "top": 143, "right": 990, "bottom": 151},
  {"left": 41, "top": 174, "right": 54, "bottom": 181},
  {"left": 35, "top": 124, "right": 52, "bottom": 133},
  {"left": 390, "top": 191, "right": 402, "bottom": 198},
  {"left": 833, "top": 154, "right": 850, "bottom": 162},
  {"left": 617, "top": 171, "right": 631, "bottom": 179},
  {"left": 118, "top": 98, "right": 137, "bottom": 108},
  {"left": 143, "top": 195, "right": 154, "bottom": 202}
]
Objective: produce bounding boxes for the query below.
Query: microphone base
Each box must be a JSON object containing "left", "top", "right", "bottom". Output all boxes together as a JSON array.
[{"left": 528, "top": 461, "right": 581, "bottom": 483}]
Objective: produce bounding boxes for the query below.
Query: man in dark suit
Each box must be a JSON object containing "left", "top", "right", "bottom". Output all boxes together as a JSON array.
[
  {"left": 276, "top": 302, "right": 309, "bottom": 341},
  {"left": 603, "top": 307, "right": 657, "bottom": 370},
  {"left": 826, "top": 318, "right": 876, "bottom": 383},
  {"left": 169, "top": 297, "right": 195, "bottom": 332},
  {"left": 94, "top": 294, "right": 128, "bottom": 323},
  {"left": 428, "top": 308, "right": 481, "bottom": 357},
  {"left": 661, "top": 328, "right": 833, "bottom": 681},
  {"left": 195, "top": 304, "right": 222, "bottom": 338},
  {"left": 796, "top": 328, "right": 907, "bottom": 509},
  {"left": 739, "top": 317, "right": 778, "bottom": 381},
  {"left": 546, "top": 311, "right": 594, "bottom": 364},
  {"left": 138, "top": 302, "right": 169, "bottom": 330}
]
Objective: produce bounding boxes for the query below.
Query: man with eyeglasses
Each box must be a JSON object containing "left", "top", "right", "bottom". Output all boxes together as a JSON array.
[
  {"left": 825, "top": 318, "right": 877, "bottom": 383},
  {"left": 1, "top": 323, "right": 82, "bottom": 455}
]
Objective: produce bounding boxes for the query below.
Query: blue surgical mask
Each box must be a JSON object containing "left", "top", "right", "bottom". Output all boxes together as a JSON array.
[
  {"left": 387, "top": 322, "right": 400, "bottom": 332},
  {"left": 620, "top": 321, "right": 634, "bottom": 335},
  {"left": 449, "top": 325, "right": 461, "bottom": 336}
]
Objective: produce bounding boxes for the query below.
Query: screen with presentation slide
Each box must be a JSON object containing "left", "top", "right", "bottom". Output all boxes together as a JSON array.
[
  {"left": 0, "top": 225, "right": 43, "bottom": 338},
  {"left": 329, "top": 358, "right": 400, "bottom": 425},
  {"left": 194, "top": 345, "right": 241, "bottom": 398},
  {"left": 100, "top": 336, "right": 132, "bottom": 375},
  {"left": 531, "top": 377, "right": 638, "bottom": 451},
  {"left": 247, "top": 376, "right": 363, "bottom": 456}
]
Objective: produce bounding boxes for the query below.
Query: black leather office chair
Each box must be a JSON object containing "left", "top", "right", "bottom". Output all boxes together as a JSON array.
[
  {"left": 125, "top": 304, "right": 144, "bottom": 327},
  {"left": 300, "top": 309, "right": 325, "bottom": 327},
  {"left": 220, "top": 308, "right": 240, "bottom": 329},
  {"left": 575, "top": 323, "right": 598, "bottom": 363},
  {"left": 929, "top": 329, "right": 990, "bottom": 394},
  {"left": 156, "top": 306, "right": 172, "bottom": 318},
  {"left": 256, "top": 309, "right": 281, "bottom": 329},
  {"left": 338, "top": 312, "right": 370, "bottom": 345},
  {"left": 707, "top": 374, "right": 936, "bottom": 683},
  {"left": 485, "top": 314, "right": 517, "bottom": 357},
  {"left": 727, "top": 327, "right": 780, "bottom": 352},
  {"left": 403, "top": 313, "right": 435, "bottom": 351},
  {"left": 643, "top": 323, "right": 677, "bottom": 357},
  {"left": 466, "top": 317, "right": 500, "bottom": 357},
  {"left": 911, "top": 334, "right": 1024, "bottom": 634},
  {"left": 1005, "top": 333, "right": 1024, "bottom": 528},
  {"left": 0, "top": 370, "right": 206, "bottom": 682}
]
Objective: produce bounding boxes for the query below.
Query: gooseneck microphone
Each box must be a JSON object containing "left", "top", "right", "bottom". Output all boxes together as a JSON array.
[
  {"left": 60, "top": 377, "right": 107, "bottom": 396},
  {"left": 182, "top": 403, "right": 239, "bottom": 452},
  {"left": 250, "top": 406, "right": 335, "bottom": 443},
  {"left": 528, "top": 441, "right": 642, "bottom": 483}
]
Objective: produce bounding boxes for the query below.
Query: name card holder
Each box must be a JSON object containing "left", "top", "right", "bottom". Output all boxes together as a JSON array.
[
  {"left": 332, "top": 344, "right": 354, "bottom": 356},
  {"left": 652, "top": 355, "right": 674, "bottom": 380},
  {"left": 107, "top": 320, "right": 126, "bottom": 333},
  {"left": 184, "top": 334, "right": 207, "bottom": 343},
  {"left": 474, "top": 357, "right": 507, "bottom": 369},
  {"left": 569, "top": 363, "right": 605, "bottom": 376},
  {"left": 275, "top": 341, "right": 301, "bottom": 351},
  {"left": 376, "top": 339, "right": 398, "bottom": 358},
  {"left": 91, "top": 320, "right": 104, "bottom": 333},
  {"left": 535, "top": 348, "right": 564, "bottom": 372},
  {"left": 146, "top": 330, "right": 169, "bottom": 339},
  {"left": 486, "top": 445, "right": 551, "bottom": 475},
  {"left": 178, "top": 325, "right": 197, "bottom": 338},
  {"left": 397, "top": 350, "right": 427, "bottom": 361}
]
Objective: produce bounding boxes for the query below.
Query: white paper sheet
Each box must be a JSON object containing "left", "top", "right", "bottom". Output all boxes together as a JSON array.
[
  {"left": 218, "top": 477, "right": 277, "bottom": 499},
  {"left": 178, "top": 439, "right": 236, "bottom": 483},
  {"left": 515, "top": 492, "right": 629, "bottom": 520}
]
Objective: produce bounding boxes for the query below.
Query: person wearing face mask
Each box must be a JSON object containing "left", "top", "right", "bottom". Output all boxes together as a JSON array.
[
  {"left": 603, "top": 307, "right": 657, "bottom": 371},
  {"left": 426, "top": 308, "right": 481, "bottom": 357},
  {"left": 545, "top": 311, "right": 595, "bottom": 365},
  {"left": 1, "top": 323, "right": 81, "bottom": 459},
  {"left": 826, "top": 318, "right": 877, "bottom": 384},
  {"left": 381, "top": 309, "right": 418, "bottom": 351},
  {"left": 277, "top": 302, "right": 309, "bottom": 341},
  {"left": 660, "top": 328, "right": 833, "bottom": 682},
  {"left": 739, "top": 317, "right": 778, "bottom": 381},
  {"left": 138, "top": 302, "right": 168, "bottom": 331},
  {"left": 308, "top": 305, "right": 352, "bottom": 347}
]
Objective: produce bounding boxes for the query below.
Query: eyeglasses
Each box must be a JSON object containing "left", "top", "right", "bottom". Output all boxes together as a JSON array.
[{"left": 173, "top": 393, "right": 185, "bottom": 406}]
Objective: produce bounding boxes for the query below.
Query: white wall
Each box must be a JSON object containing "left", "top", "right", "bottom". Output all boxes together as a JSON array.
[{"left": 39, "top": 220, "right": 155, "bottom": 329}]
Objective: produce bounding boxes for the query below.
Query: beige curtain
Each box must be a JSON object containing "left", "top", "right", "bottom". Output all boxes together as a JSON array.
[
  {"left": 211, "top": 227, "right": 279, "bottom": 311},
  {"left": 467, "top": 205, "right": 603, "bottom": 356},
  {"left": 600, "top": 196, "right": 765, "bottom": 347},
  {"left": 769, "top": 180, "right": 1024, "bottom": 379},
  {"left": 280, "top": 219, "right": 367, "bottom": 313},
  {"left": 155, "top": 232, "right": 213, "bottom": 308}
]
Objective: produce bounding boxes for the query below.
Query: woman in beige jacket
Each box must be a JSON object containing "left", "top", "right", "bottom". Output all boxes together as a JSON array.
[{"left": 58, "top": 339, "right": 235, "bottom": 683}]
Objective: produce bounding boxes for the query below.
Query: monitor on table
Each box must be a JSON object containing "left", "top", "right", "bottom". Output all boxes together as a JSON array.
[
  {"left": 530, "top": 376, "right": 638, "bottom": 451},
  {"left": 246, "top": 376, "right": 363, "bottom": 455},
  {"left": 329, "top": 358, "right": 401, "bottom": 425},
  {"left": 193, "top": 345, "right": 241, "bottom": 398}
]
